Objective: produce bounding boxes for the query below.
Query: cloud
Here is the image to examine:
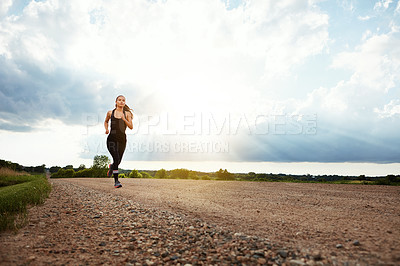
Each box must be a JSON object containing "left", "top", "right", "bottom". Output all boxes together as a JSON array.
[
  {"left": 0, "top": 0, "right": 12, "bottom": 17},
  {"left": 264, "top": 29, "right": 400, "bottom": 162},
  {"left": 374, "top": 99, "right": 400, "bottom": 118},
  {"left": 2, "top": 0, "right": 399, "bottom": 164},
  {"left": 340, "top": 0, "right": 355, "bottom": 12},
  {"left": 374, "top": 0, "right": 394, "bottom": 12},
  {"left": 358, "top": 15, "right": 372, "bottom": 21},
  {"left": 0, "top": 0, "right": 329, "bottom": 134}
]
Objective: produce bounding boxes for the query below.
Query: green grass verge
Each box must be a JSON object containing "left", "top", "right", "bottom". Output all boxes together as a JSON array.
[{"left": 0, "top": 174, "right": 51, "bottom": 232}]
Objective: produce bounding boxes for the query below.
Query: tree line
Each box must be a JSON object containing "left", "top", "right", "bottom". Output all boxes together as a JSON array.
[
  {"left": 0, "top": 159, "right": 45, "bottom": 174},
  {"left": 49, "top": 155, "right": 236, "bottom": 180},
  {"left": 1, "top": 154, "right": 389, "bottom": 185}
]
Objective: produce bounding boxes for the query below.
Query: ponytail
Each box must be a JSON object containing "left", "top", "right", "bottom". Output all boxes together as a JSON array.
[{"left": 124, "top": 104, "right": 133, "bottom": 116}]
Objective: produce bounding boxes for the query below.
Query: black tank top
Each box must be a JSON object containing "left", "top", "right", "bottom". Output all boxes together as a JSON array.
[{"left": 109, "top": 109, "right": 127, "bottom": 142}]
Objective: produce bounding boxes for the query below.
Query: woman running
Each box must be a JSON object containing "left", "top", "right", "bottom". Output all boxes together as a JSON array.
[{"left": 104, "top": 95, "right": 133, "bottom": 188}]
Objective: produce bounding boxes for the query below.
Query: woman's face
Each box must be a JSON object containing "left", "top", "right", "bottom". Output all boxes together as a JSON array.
[{"left": 116, "top": 96, "right": 126, "bottom": 107}]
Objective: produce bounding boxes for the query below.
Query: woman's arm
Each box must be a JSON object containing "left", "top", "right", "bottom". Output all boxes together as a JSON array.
[
  {"left": 104, "top": 110, "right": 112, "bottom": 134},
  {"left": 122, "top": 111, "right": 133, "bottom": 130}
]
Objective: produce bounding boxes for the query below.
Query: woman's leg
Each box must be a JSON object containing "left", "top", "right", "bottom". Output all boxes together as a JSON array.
[
  {"left": 113, "top": 141, "right": 126, "bottom": 184},
  {"left": 117, "top": 140, "right": 127, "bottom": 166},
  {"left": 107, "top": 138, "right": 120, "bottom": 184}
]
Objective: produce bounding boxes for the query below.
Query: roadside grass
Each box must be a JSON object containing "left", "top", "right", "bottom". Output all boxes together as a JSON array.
[
  {"left": 0, "top": 171, "right": 51, "bottom": 232},
  {"left": 0, "top": 167, "right": 28, "bottom": 177}
]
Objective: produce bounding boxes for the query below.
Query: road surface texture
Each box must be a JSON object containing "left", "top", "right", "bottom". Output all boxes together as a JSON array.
[{"left": 1, "top": 178, "right": 399, "bottom": 265}]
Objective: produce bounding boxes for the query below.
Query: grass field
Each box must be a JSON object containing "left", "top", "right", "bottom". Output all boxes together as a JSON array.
[{"left": 0, "top": 168, "right": 51, "bottom": 232}]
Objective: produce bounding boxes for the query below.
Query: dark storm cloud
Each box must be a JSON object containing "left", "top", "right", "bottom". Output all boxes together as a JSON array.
[
  {"left": 0, "top": 55, "right": 140, "bottom": 131},
  {"left": 231, "top": 119, "right": 400, "bottom": 163}
]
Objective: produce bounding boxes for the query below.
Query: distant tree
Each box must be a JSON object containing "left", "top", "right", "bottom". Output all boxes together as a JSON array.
[
  {"left": 386, "top": 175, "right": 399, "bottom": 183},
  {"left": 201, "top": 175, "right": 211, "bottom": 180},
  {"left": 155, "top": 168, "right": 167, "bottom": 179},
  {"left": 170, "top": 168, "right": 190, "bottom": 179},
  {"left": 78, "top": 164, "right": 86, "bottom": 171},
  {"left": 64, "top": 165, "right": 74, "bottom": 170},
  {"left": 216, "top": 169, "right": 234, "bottom": 180},
  {"left": 92, "top": 155, "right": 110, "bottom": 169},
  {"left": 189, "top": 171, "right": 198, "bottom": 180},
  {"left": 34, "top": 164, "right": 46, "bottom": 173},
  {"left": 0, "top": 159, "right": 23, "bottom": 171},
  {"left": 248, "top": 172, "right": 256, "bottom": 178},
  {"left": 129, "top": 169, "right": 142, "bottom": 178},
  {"left": 140, "top": 172, "right": 152, "bottom": 178},
  {"left": 49, "top": 166, "right": 61, "bottom": 173}
]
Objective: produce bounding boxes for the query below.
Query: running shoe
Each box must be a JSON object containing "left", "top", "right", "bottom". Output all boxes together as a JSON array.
[
  {"left": 114, "top": 181, "right": 122, "bottom": 188},
  {"left": 107, "top": 164, "right": 113, "bottom": 177}
]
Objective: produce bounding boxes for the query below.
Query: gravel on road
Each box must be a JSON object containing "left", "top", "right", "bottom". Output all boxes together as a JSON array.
[{"left": 1, "top": 178, "right": 399, "bottom": 265}]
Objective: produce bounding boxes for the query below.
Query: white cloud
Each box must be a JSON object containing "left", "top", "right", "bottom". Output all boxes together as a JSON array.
[
  {"left": 358, "top": 15, "right": 372, "bottom": 21},
  {"left": 281, "top": 28, "right": 400, "bottom": 162},
  {"left": 0, "top": 0, "right": 329, "bottom": 122},
  {"left": 340, "top": 0, "right": 355, "bottom": 12},
  {"left": 374, "top": 0, "right": 394, "bottom": 11},
  {"left": 2, "top": 0, "right": 399, "bottom": 164},
  {"left": 374, "top": 99, "right": 400, "bottom": 118},
  {"left": 331, "top": 32, "right": 400, "bottom": 93},
  {"left": 0, "top": 119, "right": 88, "bottom": 167},
  {"left": 0, "top": 0, "right": 12, "bottom": 17}
]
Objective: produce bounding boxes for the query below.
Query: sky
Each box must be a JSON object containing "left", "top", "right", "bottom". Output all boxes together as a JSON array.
[{"left": 1, "top": 0, "right": 400, "bottom": 175}]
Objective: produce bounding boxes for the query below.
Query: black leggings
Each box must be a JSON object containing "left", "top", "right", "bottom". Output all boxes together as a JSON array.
[{"left": 106, "top": 136, "right": 126, "bottom": 174}]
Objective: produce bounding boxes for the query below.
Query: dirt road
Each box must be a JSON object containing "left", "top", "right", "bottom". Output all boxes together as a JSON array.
[
  {"left": 62, "top": 178, "right": 400, "bottom": 263},
  {"left": 1, "top": 178, "right": 399, "bottom": 265}
]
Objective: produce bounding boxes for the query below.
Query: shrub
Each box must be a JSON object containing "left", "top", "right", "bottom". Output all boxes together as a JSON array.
[
  {"left": 74, "top": 168, "right": 95, "bottom": 177},
  {"left": 92, "top": 168, "right": 108, "bottom": 177},
  {"left": 51, "top": 168, "right": 75, "bottom": 178},
  {"left": 201, "top": 175, "right": 211, "bottom": 180},
  {"left": 118, "top": 173, "right": 126, "bottom": 179},
  {"left": 170, "top": 168, "right": 190, "bottom": 179},
  {"left": 155, "top": 169, "right": 167, "bottom": 179},
  {"left": 129, "top": 169, "right": 142, "bottom": 178},
  {"left": 140, "top": 172, "right": 152, "bottom": 178},
  {"left": 188, "top": 172, "right": 198, "bottom": 180}
]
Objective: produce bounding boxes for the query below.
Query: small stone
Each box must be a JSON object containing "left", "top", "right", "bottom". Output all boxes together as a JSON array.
[
  {"left": 254, "top": 251, "right": 265, "bottom": 258},
  {"left": 161, "top": 252, "right": 169, "bottom": 258},
  {"left": 257, "top": 258, "right": 267, "bottom": 264},
  {"left": 99, "top": 242, "right": 106, "bottom": 246},
  {"left": 289, "top": 260, "right": 305, "bottom": 266},
  {"left": 312, "top": 251, "right": 322, "bottom": 261},
  {"left": 353, "top": 240, "right": 360, "bottom": 246},
  {"left": 236, "top": 255, "right": 245, "bottom": 262},
  {"left": 278, "top": 250, "right": 288, "bottom": 258},
  {"left": 336, "top": 244, "right": 343, "bottom": 249}
]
